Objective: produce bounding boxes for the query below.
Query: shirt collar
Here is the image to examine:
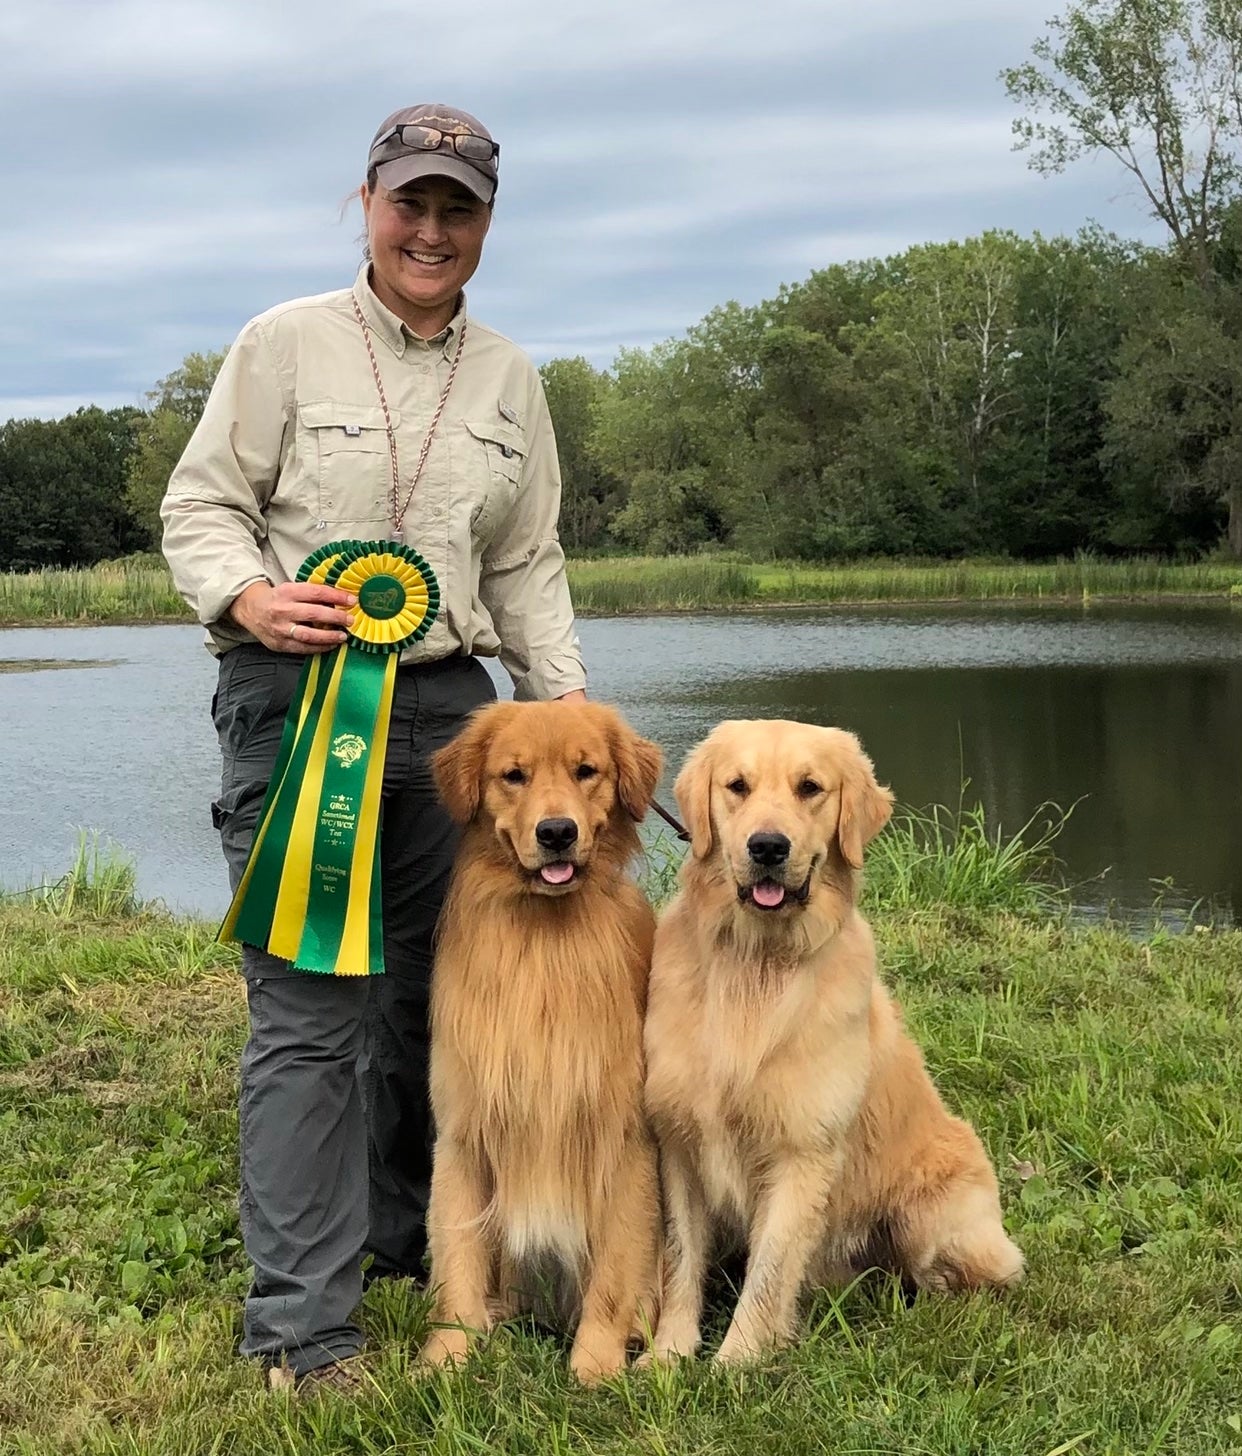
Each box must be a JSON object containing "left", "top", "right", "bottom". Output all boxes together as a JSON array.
[{"left": 353, "top": 266, "right": 467, "bottom": 362}]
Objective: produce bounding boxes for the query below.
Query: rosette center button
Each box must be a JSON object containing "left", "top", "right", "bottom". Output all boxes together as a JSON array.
[{"left": 357, "top": 575, "right": 407, "bottom": 620}]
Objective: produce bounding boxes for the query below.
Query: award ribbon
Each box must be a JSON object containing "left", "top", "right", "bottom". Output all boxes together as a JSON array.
[{"left": 219, "top": 540, "right": 440, "bottom": 976}]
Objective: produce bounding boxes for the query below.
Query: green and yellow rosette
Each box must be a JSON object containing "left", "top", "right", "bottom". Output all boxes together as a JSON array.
[{"left": 219, "top": 541, "right": 440, "bottom": 976}]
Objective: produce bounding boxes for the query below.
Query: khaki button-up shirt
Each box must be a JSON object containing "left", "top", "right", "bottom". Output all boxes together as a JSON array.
[{"left": 161, "top": 269, "right": 586, "bottom": 700}]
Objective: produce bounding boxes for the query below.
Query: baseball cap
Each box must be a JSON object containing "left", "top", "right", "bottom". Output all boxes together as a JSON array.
[{"left": 367, "top": 104, "right": 499, "bottom": 204}]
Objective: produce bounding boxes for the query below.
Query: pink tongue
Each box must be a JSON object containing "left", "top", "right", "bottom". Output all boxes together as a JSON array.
[
  {"left": 540, "top": 862, "right": 575, "bottom": 885},
  {"left": 752, "top": 882, "right": 786, "bottom": 908}
]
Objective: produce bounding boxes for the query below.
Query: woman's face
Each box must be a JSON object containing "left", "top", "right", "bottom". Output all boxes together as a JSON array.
[{"left": 361, "top": 176, "right": 491, "bottom": 337}]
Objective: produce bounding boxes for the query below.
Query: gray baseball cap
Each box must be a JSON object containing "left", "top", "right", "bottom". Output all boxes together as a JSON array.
[{"left": 367, "top": 104, "right": 499, "bottom": 204}]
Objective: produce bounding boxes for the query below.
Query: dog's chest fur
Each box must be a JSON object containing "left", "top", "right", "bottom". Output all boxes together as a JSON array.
[
  {"left": 648, "top": 942, "right": 872, "bottom": 1228},
  {"left": 434, "top": 881, "right": 650, "bottom": 1263}
]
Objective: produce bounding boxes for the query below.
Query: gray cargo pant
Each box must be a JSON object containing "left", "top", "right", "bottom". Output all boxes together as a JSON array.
[{"left": 211, "top": 643, "right": 495, "bottom": 1375}]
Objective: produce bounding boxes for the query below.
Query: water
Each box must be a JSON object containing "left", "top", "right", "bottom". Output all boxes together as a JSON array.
[{"left": 3, "top": 602, "right": 1240, "bottom": 922}]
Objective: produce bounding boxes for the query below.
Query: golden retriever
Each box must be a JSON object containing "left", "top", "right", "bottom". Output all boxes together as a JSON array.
[
  {"left": 644, "top": 719, "right": 1024, "bottom": 1366},
  {"left": 419, "top": 699, "right": 663, "bottom": 1383}
]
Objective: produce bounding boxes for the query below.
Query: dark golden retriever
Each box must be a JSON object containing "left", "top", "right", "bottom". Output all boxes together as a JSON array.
[
  {"left": 419, "top": 700, "right": 663, "bottom": 1382},
  {"left": 644, "top": 720, "right": 1023, "bottom": 1366}
]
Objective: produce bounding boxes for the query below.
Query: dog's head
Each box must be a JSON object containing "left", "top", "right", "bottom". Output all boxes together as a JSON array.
[
  {"left": 433, "top": 700, "right": 662, "bottom": 897},
  {"left": 673, "top": 719, "right": 893, "bottom": 940}
]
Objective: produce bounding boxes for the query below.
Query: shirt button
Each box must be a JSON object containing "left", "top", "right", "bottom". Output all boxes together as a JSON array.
[{"left": 419, "top": 365, "right": 431, "bottom": 375}]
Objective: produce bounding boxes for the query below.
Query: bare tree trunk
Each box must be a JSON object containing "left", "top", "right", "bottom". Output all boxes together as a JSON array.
[{"left": 1229, "top": 476, "right": 1242, "bottom": 558}]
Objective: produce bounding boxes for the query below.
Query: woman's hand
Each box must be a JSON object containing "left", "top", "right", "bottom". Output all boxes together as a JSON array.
[{"left": 228, "top": 581, "right": 356, "bottom": 654}]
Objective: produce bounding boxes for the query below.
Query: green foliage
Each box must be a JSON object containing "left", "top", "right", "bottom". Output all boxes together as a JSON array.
[
  {"left": 1004, "top": 0, "right": 1242, "bottom": 552},
  {"left": 125, "top": 350, "right": 226, "bottom": 546},
  {"left": 0, "top": 555, "right": 191, "bottom": 623},
  {"left": 539, "top": 356, "right": 623, "bottom": 552},
  {"left": 0, "top": 407, "right": 144, "bottom": 571},
  {"left": 1001, "top": 0, "right": 1242, "bottom": 279},
  {"left": 539, "top": 225, "right": 1240, "bottom": 563},
  {"left": 22, "top": 832, "right": 141, "bottom": 920},
  {"left": 866, "top": 799, "right": 1072, "bottom": 917}
]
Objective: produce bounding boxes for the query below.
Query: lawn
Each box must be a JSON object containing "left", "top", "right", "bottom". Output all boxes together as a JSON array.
[{"left": 1, "top": 833, "right": 1239, "bottom": 1454}]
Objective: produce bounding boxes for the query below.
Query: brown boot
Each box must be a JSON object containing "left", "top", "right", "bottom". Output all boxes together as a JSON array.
[{"left": 268, "top": 1356, "right": 367, "bottom": 1396}]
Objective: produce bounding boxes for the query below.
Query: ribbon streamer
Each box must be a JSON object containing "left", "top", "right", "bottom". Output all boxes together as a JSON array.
[{"left": 219, "top": 541, "right": 440, "bottom": 975}]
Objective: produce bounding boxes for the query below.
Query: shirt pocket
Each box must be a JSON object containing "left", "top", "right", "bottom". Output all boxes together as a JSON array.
[
  {"left": 297, "top": 401, "right": 399, "bottom": 523},
  {"left": 462, "top": 418, "right": 527, "bottom": 544}
]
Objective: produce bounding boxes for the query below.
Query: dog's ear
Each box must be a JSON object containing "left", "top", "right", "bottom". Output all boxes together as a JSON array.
[
  {"left": 673, "top": 741, "right": 715, "bottom": 860},
  {"left": 432, "top": 706, "right": 497, "bottom": 823},
  {"left": 835, "top": 736, "right": 895, "bottom": 870},
  {"left": 611, "top": 721, "right": 663, "bottom": 821}
]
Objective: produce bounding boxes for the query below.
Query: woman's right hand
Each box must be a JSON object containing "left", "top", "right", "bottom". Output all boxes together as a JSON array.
[{"left": 227, "top": 581, "right": 356, "bottom": 654}]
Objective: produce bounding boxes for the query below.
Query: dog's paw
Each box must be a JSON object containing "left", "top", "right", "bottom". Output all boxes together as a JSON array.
[
  {"left": 413, "top": 1327, "right": 471, "bottom": 1376},
  {"left": 712, "top": 1328, "right": 766, "bottom": 1368},
  {"left": 569, "top": 1340, "right": 627, "bottom": 1386},
  {"left": 636, "top": 1321, "right": 702, "bottom": 1369}
]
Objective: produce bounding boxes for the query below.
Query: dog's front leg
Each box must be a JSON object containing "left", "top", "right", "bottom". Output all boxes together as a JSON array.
[
  {"left": 714, "top": 1148, "right": 841, "bottom": 1366},
  {"left": 417, "top": 1137, "right": 493, "bottom": 1373},
  {"left": 571, "top": 1130, "right": 661, "bottom": 1385},
  {"left": 645, "top": 1135, "right": 710, "bottom": 1364}
]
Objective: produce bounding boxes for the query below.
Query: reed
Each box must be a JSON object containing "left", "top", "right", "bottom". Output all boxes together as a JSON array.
[
  {"left": 567, "top": 555, "right": 756, "bottom": 613},
  {"left": 0, "top": 555, "right": 189, "bottom": 624},
  {"left": 865, "top": 798, "right": 1071, "bottom": 917},
  {"left": 19, "top": 830, "right": 141, "bottom": 920},
  {"left": 2, "top": 553, "right": 1240, "bottom": 624}
]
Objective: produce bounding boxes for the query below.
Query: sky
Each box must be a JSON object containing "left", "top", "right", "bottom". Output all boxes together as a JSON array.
[{"left": 0, "top": 0, "right": 1165, "bottom": 422}]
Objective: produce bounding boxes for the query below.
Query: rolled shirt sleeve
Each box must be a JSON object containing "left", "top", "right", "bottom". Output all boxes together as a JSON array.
[
  {"left": 160, "top": 319, "right": 290, "bottom": 630},
  {"left": 478, "top": 380, "right": 587, "bottom": 701}
]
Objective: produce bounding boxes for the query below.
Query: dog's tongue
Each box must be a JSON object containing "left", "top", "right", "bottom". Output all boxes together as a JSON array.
[
  {"left": 540, "top": 862, "right": 575, "bottom": 885},
  {"left": 752, "top": 881, "right": 786, "bottom": 908}
]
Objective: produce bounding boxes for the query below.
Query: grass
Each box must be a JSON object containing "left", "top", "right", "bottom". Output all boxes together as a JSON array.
[
  {"left": 1, "top": 826, "right": 1240, "bottom": 1454},
  {"left": 3, "top": 553, "right": 1241, "bottom": 625},
  {"left": 566, "top": 554, "right": 1242, "bottom": 615},
  {"left": 0, "top": 556, "right": 187, "bottom": 625}
]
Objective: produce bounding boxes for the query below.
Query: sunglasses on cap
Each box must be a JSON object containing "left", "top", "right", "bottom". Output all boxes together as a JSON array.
[{"left": 372, "top": 124, "right": 500, "bottom": 166}]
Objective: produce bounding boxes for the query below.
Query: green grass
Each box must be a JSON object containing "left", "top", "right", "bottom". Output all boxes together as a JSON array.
[
  {"left": 3, "top": 553, "right": 1241, "bottom": 625},
  {"left": 567, "top": 554, "right": 1242, "bottom": 615},
  {"left": 0, "top": 555, "right": 187, "bottom": 625},
  {"left": 1, "top": 830, "right": 1240, "bottom": 1454}
]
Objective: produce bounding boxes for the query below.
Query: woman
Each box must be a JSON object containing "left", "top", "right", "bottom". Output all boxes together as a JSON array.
[{"left": 161, "top": 103, "right": 586, "bottom": 1391}]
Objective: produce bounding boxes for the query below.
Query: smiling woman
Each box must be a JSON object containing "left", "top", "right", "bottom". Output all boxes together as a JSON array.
[{"left": 158, "top": 101, "right": 588, "bottom": 1394}]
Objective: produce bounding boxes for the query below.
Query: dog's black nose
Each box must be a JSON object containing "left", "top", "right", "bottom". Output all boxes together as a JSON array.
[
  {"left": 536, "top": 817, "right": 579, "bottom": 852},
  {"left": 747, "top": 831, "right": 791, "bottom": 866}
]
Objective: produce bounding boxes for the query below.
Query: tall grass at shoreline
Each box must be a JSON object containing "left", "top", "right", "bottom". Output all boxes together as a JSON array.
[
  {"left": 569, "top": 553, "right": 1242, "bottom": 614},
  {"left": 2, "top": 552, "right": 1240, "bottom": 625},
  {"left": 0, "top": 555, "right": 187, "bottom": 624},
  {"left": 3, "top": 820, "right": 1240, "bottom": 1452}
]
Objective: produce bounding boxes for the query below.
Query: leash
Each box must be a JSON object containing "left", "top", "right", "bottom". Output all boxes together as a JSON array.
[{"left": 650, "top": 798, "right": 690, "bottom": 843}]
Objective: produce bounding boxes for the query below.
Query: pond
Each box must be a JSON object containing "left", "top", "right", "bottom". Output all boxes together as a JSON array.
[{"left": 3, "top": 602, "right": 1240, "bottom": 923}]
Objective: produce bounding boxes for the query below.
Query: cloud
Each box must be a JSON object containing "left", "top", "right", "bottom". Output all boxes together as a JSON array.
[{"left": 0, "top": 0, "right": 1164, "bottom": 418}]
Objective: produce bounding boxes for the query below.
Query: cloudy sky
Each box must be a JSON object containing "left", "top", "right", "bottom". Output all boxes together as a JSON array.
[{"left": 1, "top": 0, "right": 1162, "bottom": 422}]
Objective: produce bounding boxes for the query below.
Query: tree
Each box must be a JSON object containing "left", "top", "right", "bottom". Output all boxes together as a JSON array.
[
  {"left": 1002, "top": 0, "right": 1242, "bottom": 285},
  {"left": 590, "top": 341, "right": 737, "bottom": 553},
  {"left": 125, "top": 350, "right": 226, "bottom": 544},
  {"left": 539, "top": 357, "right": 620, "bottom": 552},
  {"left": 1105, "top": 249, "right": 1241, "bottom": 552},
  {"left": 1004, "top": 0, "right": 1242, "bottom": 553},
  {"left": 0, "top": 407, "right": 143, "bottom": 571}
]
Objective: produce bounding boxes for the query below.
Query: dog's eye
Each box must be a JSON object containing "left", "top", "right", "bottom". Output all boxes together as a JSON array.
[
  {"left": 725, "top": 777, "right": 749, "bottom": 796},
  {"left": 501, "top": 767, "right": 526, "bottom": 786},
  {"left": 797, "top": 778, "right": 824, "bottom": 799},
  {"left": 575, "top": 763, "right": 598, "bottom": 781}
]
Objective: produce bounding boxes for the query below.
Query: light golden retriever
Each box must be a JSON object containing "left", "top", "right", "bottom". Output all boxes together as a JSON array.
[
  {"left": 419, "top": 700, "right": 663, "bottom": 1383},
  {"left": 644, "top": 719, "right": 1023, "bottom": 1366}
]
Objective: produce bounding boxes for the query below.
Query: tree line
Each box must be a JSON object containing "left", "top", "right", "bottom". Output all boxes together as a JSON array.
[{"left": 3, "top": 0, "right": 1240, "bottom": 571}]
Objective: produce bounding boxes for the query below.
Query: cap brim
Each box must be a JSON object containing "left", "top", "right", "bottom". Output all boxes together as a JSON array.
[{"left": 374, "top": 152, "right": 495, "bottom": 203}]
